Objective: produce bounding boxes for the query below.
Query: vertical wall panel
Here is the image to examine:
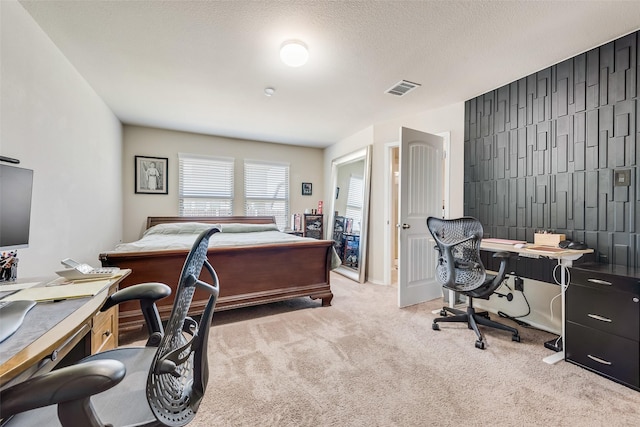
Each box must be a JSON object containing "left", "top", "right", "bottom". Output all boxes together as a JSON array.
[
  {"left": 464, "top": 31, "right": 639, "bottom": 267},
  {"left": 574, "top": 171, "right": 585, "bottom": 230}
]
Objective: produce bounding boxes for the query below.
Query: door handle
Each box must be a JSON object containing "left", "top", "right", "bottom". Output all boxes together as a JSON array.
[{"left": 398, "top": 224, "right": 410, "bottom": 229}]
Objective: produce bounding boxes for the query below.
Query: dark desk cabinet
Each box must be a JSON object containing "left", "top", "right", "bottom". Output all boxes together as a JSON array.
[{"left": 566, "top": 264, "right": 640, "bottom": 391}]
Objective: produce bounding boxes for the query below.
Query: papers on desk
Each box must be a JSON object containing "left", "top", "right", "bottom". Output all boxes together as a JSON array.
[
  {"left": 2, "top": 279, "right": 112, "bottom": 302},
  {"left": 483, "top": 238, "right": 527, "bottom": 246},
  {"left": 0, "top": 281, "right": 40, "bottom": 292},
  {"left": 525, "top": 246, "right": 571, "bottom": 255}
]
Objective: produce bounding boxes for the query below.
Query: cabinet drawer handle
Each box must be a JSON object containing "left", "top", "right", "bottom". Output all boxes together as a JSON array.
[
  {"left": 587, "top": 278, "right": 612, "bottom": 286},
  {"left": 587, "top": 314, "right": 612, "bottom": 323},
  {"left": 587, "top": 354, "right": 612, "bottom": 365}
]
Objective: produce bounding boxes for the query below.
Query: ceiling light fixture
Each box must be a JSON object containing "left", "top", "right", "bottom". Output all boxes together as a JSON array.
[{"left": 280, "top": 40, "right": 309, "bottom": 67}]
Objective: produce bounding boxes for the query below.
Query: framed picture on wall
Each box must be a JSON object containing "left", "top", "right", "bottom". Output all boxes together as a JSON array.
[
  {"left": 135, "top": 155, "right": 168, "bottom": 194},
  {"left": 302, "top": 182, "right": 312, "bottom": 196}
]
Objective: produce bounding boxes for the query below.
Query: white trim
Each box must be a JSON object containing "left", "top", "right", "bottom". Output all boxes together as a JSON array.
[
  {"left": 383, "top": 141, "right": 399, "bottom": 286},
  {"left": 178, "top": 152, "right": 234, "bottom": 162},
  {"left": 243, "top": 158, "right": 290, "bottom": 167},
  {"left": 437, "top": 131, "right": 451, "bottom": 218}
]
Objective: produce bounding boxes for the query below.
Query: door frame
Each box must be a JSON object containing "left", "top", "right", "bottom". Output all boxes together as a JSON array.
[{"left": 383, "top": 131, "right": 451, "bottom": 286}]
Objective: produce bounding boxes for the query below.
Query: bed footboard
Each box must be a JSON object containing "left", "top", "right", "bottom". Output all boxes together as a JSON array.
[{"left": 100, "top": 240, "right": 334, "bottom": 334}]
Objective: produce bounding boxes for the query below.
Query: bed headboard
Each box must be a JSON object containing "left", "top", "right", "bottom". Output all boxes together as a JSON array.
[{"left": 146, "top": 216, "right": 276, "bottom": 230}]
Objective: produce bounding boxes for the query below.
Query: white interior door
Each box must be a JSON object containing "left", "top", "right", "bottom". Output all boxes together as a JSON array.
[{"left": 397, "top": 127, "right": 443, "bottom": 308}]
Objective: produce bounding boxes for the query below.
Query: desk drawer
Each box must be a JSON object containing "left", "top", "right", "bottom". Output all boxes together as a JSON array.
[
  {"left": 566, "top": 283, "right": 639, "bottom": 340},
  {"left": 570, "top": 268, "right": 640, "bottom": 294},
  {"left": 566, "top": 321, "right": 639, "bottom": 390},
  {"left": 91, "top": 306, "right": 117, "bottom": 354}
]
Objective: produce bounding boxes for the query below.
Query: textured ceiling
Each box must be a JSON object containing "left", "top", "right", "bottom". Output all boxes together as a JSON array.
[{"left": 19, "top": 1, "right": 640, "bottom": 148}]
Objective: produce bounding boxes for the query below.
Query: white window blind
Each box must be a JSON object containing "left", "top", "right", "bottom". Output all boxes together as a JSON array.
[
  {"left": 345, "top": 174, "right": 363, "bottom": 232},
  {"left": 179, "top": 153, "right": 234, "bottom": 216},
  {"left": 244, "top": 160, "right": 289, "bottom": 230}
]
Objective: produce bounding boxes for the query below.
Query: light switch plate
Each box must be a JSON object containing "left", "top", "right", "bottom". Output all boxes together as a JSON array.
[{"left": 614, "top": 169, "right": 631, "bottom": 187}]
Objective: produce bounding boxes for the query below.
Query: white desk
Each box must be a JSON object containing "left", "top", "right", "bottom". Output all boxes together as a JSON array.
[{"left": 480, "top": 240, "right": 593, "bottom": 364}]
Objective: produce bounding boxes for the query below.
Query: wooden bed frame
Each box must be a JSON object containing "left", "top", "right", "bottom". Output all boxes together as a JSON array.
[{"left": 99, "top": 216, "right": 334, "bottom": 334}]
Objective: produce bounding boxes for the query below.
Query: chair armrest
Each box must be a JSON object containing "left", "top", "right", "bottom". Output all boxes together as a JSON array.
[
  {"left": 0, "top": 359, "right": 125, "bottom": 424},
  {"left": 101, "top": 282, "right": 171, "bottom": 311},
  {"left": 101, "top": 282, "right": 171, "bottom": 339},
  {"left": 489, "top": 251, "right": 511, "bottom": 286},
  {"left": 492, "top": 251, "right": 511, "bottom": 259}
]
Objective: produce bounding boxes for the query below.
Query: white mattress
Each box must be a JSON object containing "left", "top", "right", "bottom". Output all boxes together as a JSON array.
[{"left": 110, "top": 222, "right": 342, "bottom": 269}]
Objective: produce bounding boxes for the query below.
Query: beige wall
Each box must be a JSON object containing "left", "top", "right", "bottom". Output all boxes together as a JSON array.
[
  {"left": 325, "top": 103, "right": 465, "bottom": 285},
  {"left": 1, "top": 1, "right": 123, "bottom": 276},
  {"left": 122, "top": 125, "right": 324, "bottom": 241},
  {"left": 474, "top": 277, "right": 562, "bottom": 334},
  {"left": 325, "top": 102, "right": 563, "bottom": 334}
]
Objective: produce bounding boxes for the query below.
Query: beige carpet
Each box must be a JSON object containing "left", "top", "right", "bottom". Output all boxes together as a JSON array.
[{"left": 128, "top": 273, "right": 640, "bottom": 426}]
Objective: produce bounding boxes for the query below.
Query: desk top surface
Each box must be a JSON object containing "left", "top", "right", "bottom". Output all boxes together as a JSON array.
[
  {"left": 480, "top": 239, "right": 594, "bottom": 259},
  {"left": 0, "top": 270, "right": 130, "bottom": 387}
]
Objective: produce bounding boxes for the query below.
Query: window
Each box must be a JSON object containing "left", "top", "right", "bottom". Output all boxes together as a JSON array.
[
  {"left": 244, "top": 160, "right": 289, "bottom": 230},
  {"left": 179, "top": 153, "right": 234, "bottom": 216},
  {"left": 345, "top": 174, "right": 363, "bottom": 232}
]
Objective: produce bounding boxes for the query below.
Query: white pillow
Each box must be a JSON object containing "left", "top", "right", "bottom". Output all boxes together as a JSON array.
[
  {"left": 143, "top": 222, "right": 217, "bottom": 237},
  {"left": 220, "top": 223, "right": 279, "bottom": 233}
]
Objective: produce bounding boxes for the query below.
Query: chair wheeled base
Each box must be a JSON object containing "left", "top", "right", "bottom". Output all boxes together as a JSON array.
[{"left": 432, "top": 299, "right": 521, "bottom": 349}]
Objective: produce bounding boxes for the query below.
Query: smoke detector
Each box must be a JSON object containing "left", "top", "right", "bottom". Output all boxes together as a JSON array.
[{"left": 385, "top": 80, "right": 421, "bottom": 96}]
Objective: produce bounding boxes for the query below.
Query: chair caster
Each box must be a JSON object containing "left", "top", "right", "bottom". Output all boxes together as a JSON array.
[
  {"left": 512, "top": 335, "right": 521, "bottom": 342},
  {"left": 475, "top": 340, "right": 486, "bottom": 349},
  {"left": 432, "top": 323, "right": 440, "bottom": 331},
  {"left": 439, "top": 310, "right": 447, "bottom": 316}
]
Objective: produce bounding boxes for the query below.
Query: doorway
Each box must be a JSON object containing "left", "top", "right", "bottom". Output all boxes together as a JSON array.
[{"left": 383, "top": 131, "right": 451, "bottom": 288}]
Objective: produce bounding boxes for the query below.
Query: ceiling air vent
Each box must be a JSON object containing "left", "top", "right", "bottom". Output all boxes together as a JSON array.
[{"left": 385, "top": 80, "right": 421, "bottom": 96}]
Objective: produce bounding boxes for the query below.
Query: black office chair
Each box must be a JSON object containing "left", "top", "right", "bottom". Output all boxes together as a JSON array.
[
  {"left": 427, "top": 217, "right": 520, "bottom": 349},
  {"left": 0, "top": 226, "right": 221, "bottom": 426}
]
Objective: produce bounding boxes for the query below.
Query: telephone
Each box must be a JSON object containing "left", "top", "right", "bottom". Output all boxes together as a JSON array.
[{"left": 56, "top": 258, "right": 120, "bottom": 280}]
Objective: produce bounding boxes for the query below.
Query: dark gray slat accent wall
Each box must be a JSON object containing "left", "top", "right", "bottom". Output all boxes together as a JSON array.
[{"left": 464, "top": 31, "right": 639, "bottom": 268}]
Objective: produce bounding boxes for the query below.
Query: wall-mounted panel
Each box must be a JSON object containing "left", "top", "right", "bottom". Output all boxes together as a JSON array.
[{"left": 464, "top": 31, "right": 639, "bottom": 267}]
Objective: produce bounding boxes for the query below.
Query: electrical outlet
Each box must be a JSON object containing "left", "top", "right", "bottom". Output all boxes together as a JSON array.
[{"left": 515, "top": 277, "right": 524, "bottom": 292}]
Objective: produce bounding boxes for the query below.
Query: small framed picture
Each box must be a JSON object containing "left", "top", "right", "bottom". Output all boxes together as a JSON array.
[
  {"left": 302, "top": 182, "right": 313, "bottom": 196},
  {"left": 135, "top": 155, "right": 168, "bottom": 194}
]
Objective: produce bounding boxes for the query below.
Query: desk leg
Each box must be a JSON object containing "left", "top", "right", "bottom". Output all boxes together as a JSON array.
[
  {"left": 542, "top": 256, "right": 575, "bottom": 365},
  {"left": 543, "top": 351, "right": 564, "bottom": 364}
]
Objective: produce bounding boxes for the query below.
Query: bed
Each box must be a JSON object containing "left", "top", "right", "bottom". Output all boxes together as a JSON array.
[{"left": 99, "top": 216, "right": 337, "bottom": 334}]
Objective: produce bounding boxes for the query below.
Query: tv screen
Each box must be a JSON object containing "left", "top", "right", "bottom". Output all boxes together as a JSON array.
[{"left": 0, "top": 164, "right": 34, "bottom": 250}]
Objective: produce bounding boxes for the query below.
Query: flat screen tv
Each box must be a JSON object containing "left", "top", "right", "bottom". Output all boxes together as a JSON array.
[{"left": 0, "top": 164, "right": 34, "bottom": 250}]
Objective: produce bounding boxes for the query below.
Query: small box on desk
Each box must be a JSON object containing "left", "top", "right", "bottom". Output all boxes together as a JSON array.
[{"left": 533, "top": 233, "right": 565, "bottom": 247}]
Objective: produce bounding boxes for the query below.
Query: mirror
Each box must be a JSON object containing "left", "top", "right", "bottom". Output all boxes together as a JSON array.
[{"left": 327, "top": 146, "right": 372, "bottom": 283}]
